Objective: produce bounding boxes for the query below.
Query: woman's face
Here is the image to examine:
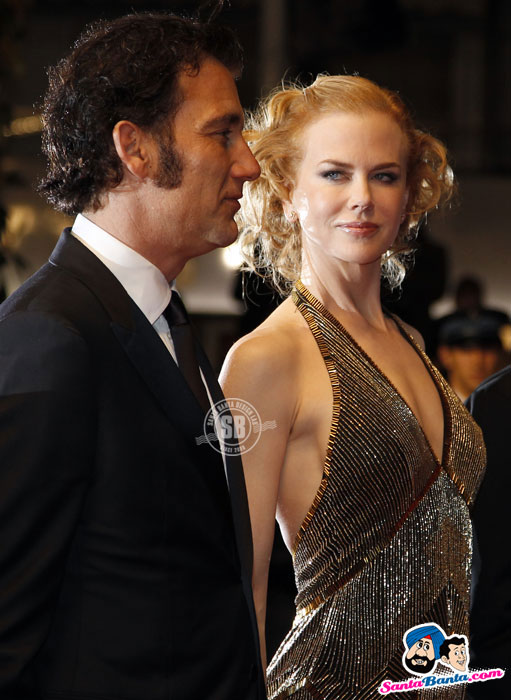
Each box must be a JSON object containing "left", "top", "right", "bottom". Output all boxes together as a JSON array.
[{"left": 284, "top": 111, "right": 409, "bottom": 269}]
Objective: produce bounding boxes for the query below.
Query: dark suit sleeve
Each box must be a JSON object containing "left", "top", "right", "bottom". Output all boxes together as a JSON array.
[
  {"left": 466, "top": 379, "right": 511, "bottom": 699},
  {"left": 0, "top": 311, "right": 95, "bottom": 691}
]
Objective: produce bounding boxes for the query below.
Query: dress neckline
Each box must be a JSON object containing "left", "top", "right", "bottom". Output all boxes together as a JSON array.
[{"left": 294, "top": 280, "right": 451, "bottom": 471}]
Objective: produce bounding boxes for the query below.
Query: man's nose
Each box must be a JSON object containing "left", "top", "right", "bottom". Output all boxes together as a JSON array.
[{"left": 233, "top": 139, "right": 260, "bottom": 182}]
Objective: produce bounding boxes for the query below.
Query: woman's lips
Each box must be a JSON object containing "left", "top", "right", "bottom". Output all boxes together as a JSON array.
[{"left": 338, "top": 221, "right": 379, "bottom": 236}]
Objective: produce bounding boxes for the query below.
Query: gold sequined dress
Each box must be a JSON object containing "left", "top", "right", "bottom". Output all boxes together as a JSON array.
[{"left": 266, "top": 282, "right": 486, "bottom": 700}]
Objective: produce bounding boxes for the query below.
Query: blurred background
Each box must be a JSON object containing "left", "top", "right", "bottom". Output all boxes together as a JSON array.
[
  {"left": 1, "top": 0, "right": 511, "bottom": 367},
  {"left": 1, "top": 0, "right": 510, "bottom": 656}
]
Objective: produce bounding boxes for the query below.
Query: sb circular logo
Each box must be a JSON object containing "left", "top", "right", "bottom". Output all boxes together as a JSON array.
[{"left": 202, "top": 398, "right": 262, "bottom": 455}]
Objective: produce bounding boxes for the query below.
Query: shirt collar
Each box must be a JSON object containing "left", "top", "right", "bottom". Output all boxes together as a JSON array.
[{"left": 71, "top": 213, "right": 171, "bottom": 323}]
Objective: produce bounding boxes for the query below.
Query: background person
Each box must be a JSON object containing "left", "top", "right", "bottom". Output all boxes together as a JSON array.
[
  {"left": 0, "top": 12, "right": 265, "bottom": 700},
  {"left": 442, "top": 275, "right": 509, "bottom": 327},
  {"left": 437, "top": 313, "right": 504, "bottom": 401},
  {"left": 220, "top": 75, "right": 485, "bottom": 698}
]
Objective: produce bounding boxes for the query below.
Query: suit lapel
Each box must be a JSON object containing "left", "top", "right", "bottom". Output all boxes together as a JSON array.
[
  {"left": 196, "top": 342, "right": 260, "bottom": 672},
  {"left": 50, "top": 229, "right": 205, "bottom": 440},
  {"left": 111, "top": 303, "right": 206, "bottom": 443},
  {"left": 196, "top": 342, "right": 254, "bottom": 581}
]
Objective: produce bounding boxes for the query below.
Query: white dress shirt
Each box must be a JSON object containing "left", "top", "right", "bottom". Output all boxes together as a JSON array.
[{"left": 72, "top": 213, "right": 177, "bottom": 363}]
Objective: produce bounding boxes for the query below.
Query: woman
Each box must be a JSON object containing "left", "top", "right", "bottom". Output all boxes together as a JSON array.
[{"left": 220, "top": 76, "right": 485, "bottom": 699}]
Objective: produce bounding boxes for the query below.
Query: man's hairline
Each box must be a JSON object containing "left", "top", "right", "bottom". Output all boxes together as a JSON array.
[{"left": 149, "top": 53, "right": 242, "bottom": 137}]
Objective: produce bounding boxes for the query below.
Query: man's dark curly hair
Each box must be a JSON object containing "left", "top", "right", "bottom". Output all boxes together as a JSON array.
[{"left": 38, "top": 12, "right": 243, "bottom": 215}]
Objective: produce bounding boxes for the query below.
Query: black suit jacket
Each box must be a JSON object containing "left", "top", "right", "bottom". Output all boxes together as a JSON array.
[
  {"left": 0, "top": 230, "right": 265, "bottom": 700},
  {"left": 466, "top": 366, "right": 511, "bottom": 699}
]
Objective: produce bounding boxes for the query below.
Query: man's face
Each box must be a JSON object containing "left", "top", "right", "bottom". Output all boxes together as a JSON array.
[
  {"left": 438, "top": 344, "right": 501, "bottom": 401},
  {"left": 144, "top": 57, "right": 260, "bottom": 276},
  {"left": 444, "top": 643, "right": 467, "bottom": 672},
  {"left": 404, "top": 636, "right": 436, "bottom": 674}
]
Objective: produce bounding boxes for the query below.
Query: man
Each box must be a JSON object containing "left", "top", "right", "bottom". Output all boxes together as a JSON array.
[
  {"left": 0, "top": 12, "right": 264, "bottom": 700},
  {"left": 437, "top": 312, "right": 504, "bottom": 401},
  {"left": 402, "top": 624, "right": 446, "bottom": 675},
  {"left": 466, "top": 367, "right": 511, "bottom": 700},
  {"left": 439, "top": 636, "right": 468, "bottom": 673}
]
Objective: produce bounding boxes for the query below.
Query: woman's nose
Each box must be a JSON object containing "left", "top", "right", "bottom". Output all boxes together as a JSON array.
[{"left": 348, "top": 177, "right": 372, "bottom": 211}]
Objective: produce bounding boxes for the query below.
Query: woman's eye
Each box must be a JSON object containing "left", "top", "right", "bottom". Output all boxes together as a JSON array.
[
  {"left": 374, "top": 172, "right": 399, "bottom": 183},
  {"left": 321, "top": 170, "right": 346, "bottom": 181}
]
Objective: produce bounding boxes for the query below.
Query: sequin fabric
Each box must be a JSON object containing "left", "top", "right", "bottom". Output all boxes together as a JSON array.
[{"left": 266, "top": 282, "right": 486, "bottom": 700}]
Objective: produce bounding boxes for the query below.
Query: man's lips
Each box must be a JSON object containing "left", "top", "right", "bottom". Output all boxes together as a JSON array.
[
  {"left": 224, "top": 191, "right": 243, "bottom": 201},
  {"left": 223, "top": 196, "right": 242, "bottom": 212}
]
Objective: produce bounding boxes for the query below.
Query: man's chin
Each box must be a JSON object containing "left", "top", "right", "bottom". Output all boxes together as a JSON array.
[{"left": 217, "top": 223, "right": 239, "bottom": 248}]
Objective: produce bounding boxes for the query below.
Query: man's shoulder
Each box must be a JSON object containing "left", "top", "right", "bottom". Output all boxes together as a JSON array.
[
  {"left": 0, "top": 254, "right": 119, "bottom": 350},
  {"left": 471, "top": 365, "right": 511, "bottom": 401},
  {"left": 0, "top": 228, "right": 130, "bottom": 327},
  {"left": 1, "top": 259, "right": 89, "bottom": 320},
  {"left": 466, "top": 365, "right": 511, "bottom": 427}
]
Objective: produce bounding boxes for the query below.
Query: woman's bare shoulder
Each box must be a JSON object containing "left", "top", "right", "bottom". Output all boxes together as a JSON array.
[
  {"left": 221, "top": 298, "right": 307, "bottom": 382},
  {"left": 220, "top": 298, "right": 308, "bottom": 432}
]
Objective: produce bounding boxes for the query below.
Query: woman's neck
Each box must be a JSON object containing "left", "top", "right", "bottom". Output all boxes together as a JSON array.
[{"left": 300, "top": 251, "right": 387, "bottom": 330}]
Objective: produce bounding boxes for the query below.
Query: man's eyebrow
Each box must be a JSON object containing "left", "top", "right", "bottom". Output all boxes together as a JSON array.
[{"left": 201, "top": 113, "right": 243, "bottom": 131}]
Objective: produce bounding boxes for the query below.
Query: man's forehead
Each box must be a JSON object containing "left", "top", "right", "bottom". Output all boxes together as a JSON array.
[
  {"left": 177, "top": 58, "right": 240, "bottom": 100},
  {"left": 175, "top": 58, "right": 243, "bottom": 125}
]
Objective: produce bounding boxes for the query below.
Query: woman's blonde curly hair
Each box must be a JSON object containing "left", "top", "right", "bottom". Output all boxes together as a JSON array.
[{"left": 238, "top": 74, "right": 454, "bottom": 295}]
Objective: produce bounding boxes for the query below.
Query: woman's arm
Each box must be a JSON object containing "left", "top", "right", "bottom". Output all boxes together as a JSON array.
[{"left": 220, "top": 331, "right": 297, "bottom": 670}]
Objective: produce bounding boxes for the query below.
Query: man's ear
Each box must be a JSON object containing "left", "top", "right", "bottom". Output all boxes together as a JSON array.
[{"left": 112, "top": 120, "right": 155, "bottom": 179}]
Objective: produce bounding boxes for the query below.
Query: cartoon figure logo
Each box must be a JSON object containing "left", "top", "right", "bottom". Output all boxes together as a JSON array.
[
  {"left": 378, "top": 623, "right": 504, "bottom": 695},
  {"left": 402, "top": 624, "right": 446, "bottom": 675},
  {"left": 439, "top": 635, "right": 469, "bottom": 672}
]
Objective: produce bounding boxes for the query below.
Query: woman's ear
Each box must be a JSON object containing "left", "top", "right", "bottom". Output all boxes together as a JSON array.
[
  {"left": 282, "top": 200, "right": 298, "bottom": 223},
  {"left": 282, "top": 186, "right": 298, "bottom": 223},
  {"left": 112, "top": 120, "right": 155, "bottom": 180}
]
